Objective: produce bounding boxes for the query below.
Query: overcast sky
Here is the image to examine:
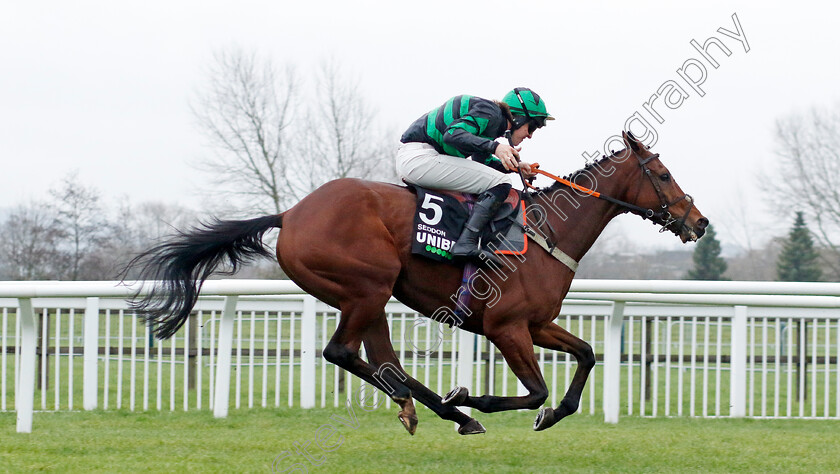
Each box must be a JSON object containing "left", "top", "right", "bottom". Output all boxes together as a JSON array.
[{"left": 2, "top": 0, "right": 838, "bottom": 252}]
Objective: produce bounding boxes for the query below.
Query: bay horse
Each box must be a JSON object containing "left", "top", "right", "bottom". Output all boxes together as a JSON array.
[{"left": 126, "top": 131, "right": 707, "bottom": 435}]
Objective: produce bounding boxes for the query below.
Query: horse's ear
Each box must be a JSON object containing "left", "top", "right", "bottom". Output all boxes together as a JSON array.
[{"left": 622, "top": 130, "right": 641, "bottom": 154}]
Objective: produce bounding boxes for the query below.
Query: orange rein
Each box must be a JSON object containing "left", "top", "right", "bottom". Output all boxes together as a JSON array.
[{"left": 524, "top": 164, "right": 601, "bottom": 198}]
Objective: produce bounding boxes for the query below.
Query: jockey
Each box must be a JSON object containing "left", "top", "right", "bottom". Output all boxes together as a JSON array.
[{"left": 397, "top": 87, "right": 553, "bottom": 265}]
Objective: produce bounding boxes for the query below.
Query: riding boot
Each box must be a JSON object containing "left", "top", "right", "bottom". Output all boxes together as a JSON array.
[{"left": 451, "top": 185, "right": 509, "bottom": 267}]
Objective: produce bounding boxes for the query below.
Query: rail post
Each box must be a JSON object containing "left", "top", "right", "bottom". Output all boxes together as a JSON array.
[
  {"left": 300, "top": 296, "right": 316, "bottom": 408},
  {"left": 213, "top": 295, "right": 238, "bottom": 418},
  {"left": 83, "top": 297, "right": 100, "bottom": 410},
  {"left": 603, "top": 301, "right": 626, "bottom": 423},
  {"left": 456, "top": 328, "right": 474, "bottom": 421},
  {"left": 188, "top": 314, "right": 198, "bottom": 389},
  {"left": 16, "top": 298, "right": 37, "bottom": 433},
  {"left": 730, "top": 305, "right": 748, "bottom": 417}
]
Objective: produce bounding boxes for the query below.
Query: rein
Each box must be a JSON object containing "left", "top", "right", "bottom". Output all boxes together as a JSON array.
[
  {"left": 524, "top": 153, "right": 694, "bottom": 233},
  {"left": 527, "top": 167, "right": 656, "bottom": 218},
  {"left": 507, "top": 149, "right": 696, "bottom": 271}
]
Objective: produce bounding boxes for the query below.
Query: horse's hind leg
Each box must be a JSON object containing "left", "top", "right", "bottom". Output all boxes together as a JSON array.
[
  {"left": 362, "top": 315, "right": 483, "bottom": 435},
  {"left": 530, "top": 322, "right": 595, "bottom": 431},
  {"left": 359, "top": 315, "right": 418, "bottom": 434},
  {"left": 322, "top": 299, "right": 414, "bottom": 408}
]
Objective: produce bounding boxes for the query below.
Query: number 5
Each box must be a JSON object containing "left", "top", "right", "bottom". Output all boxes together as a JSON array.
[{"left": 419, "top": 194, "right": 443, "bottom": 226}]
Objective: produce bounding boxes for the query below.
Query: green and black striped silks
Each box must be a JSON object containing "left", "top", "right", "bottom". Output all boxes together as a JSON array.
[{"left": 400, "top": 95, "right": 509, "bottom": 170}]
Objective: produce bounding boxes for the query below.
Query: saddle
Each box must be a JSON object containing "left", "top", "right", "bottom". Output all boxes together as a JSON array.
[{"left": 407, "top": 185, "right": 528, "bottom": 264}]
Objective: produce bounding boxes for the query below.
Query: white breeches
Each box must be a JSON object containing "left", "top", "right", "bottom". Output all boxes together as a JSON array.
[{"left": 396, "top": 142, "right": 510, "bottom": 195}]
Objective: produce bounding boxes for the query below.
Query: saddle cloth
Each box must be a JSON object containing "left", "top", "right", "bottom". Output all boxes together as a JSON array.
[{"left": 408, "top": 185, "right": 528, "bottom": 264}]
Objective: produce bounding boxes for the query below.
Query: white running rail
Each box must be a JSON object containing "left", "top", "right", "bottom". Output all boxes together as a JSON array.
[{"left": 1, "top": 279, "right": 839, "bottom": 433}]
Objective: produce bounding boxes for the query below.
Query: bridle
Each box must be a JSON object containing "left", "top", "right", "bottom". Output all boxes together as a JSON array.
[
  {"left": 636, "top": 152, "right": 696, "bottom": 234},
  {"left": 523, "top": 150, "right": 695, "bottom": 236}
]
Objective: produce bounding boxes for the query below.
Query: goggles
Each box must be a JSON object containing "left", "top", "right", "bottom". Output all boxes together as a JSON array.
[
  {"left": 529, "top": 116, "right": 547, "bottom": 132},
  {"left": 513, "top": 87, "right": 548, "bottom": 133}
]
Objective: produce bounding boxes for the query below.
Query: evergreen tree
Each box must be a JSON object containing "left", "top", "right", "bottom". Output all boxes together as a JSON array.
[
  {"left": 686, "top": 224, "right": 728, "bottom": 280},
  {"left": 777, "top": 212, "right": 822, "bottom": 282}
]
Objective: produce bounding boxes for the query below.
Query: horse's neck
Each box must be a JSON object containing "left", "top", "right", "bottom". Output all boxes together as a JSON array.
[{"left": 542, "top": 157, "right": 639, "bottom": 262}]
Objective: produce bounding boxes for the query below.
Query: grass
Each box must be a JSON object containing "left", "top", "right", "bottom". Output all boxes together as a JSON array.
[{"left": 2, "top": 406, "right": 839, "bottom": 473}]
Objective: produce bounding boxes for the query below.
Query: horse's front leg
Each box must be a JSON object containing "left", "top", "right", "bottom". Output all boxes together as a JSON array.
[
  {"left": 442, "top": 324, "right": 548, "bottom": 414},
  {"left": 530, "top": 322, "right": 595, "bottom": 431}
]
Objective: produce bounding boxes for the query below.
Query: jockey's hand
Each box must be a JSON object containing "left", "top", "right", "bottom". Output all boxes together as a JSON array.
[
  {"left": 495, "top": 143, "right": 521, "bottom": 171},
  {"left": 518, "top": 162, "right": 537, "bottom": 178}
]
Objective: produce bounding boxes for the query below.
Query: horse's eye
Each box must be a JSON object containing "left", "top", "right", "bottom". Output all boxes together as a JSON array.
[{"left": 659, "top": 173, "right": 670, "bottom": 181}]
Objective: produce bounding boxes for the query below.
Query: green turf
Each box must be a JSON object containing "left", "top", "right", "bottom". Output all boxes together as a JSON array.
[{"left": 2, "top": 406, "right": 839, "bottom": 473}]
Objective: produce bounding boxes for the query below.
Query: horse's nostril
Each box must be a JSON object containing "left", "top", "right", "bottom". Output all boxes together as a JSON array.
[{"left": 697, "top": 217, "right": 709, "bottom": 229}]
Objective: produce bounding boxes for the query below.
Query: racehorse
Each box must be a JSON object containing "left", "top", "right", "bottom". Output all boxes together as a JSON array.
[{"left": 126, "top": 131, "right": 707, "bottom": 435}]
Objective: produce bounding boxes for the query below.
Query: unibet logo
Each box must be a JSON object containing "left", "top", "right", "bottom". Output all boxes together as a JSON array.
[{"left": 417, "top": 232, "right": 454, "bottom": 251}]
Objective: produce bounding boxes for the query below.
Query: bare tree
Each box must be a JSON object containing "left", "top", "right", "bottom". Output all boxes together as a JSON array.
[
  {"left": 761, "top": 104, "right": 840, "bottom": 279},
  {"left": 294, "top": 58, "right": 397, "bottom": 192},
  {"left": 128, "top": 201, "right": 197, "bottom": 246},
  {"left": 717, "top": 188, "right": 768, "bottom": 278},
  {"left": 0, "top": 201, "right": 66, "bottom": 280},
  {"left": 49, "top": 172, "right": 108, "bottom": 280},
  {"left": 192, "top": 50, "right": 396, "bottom": 216},
  {"left": 192, "top": 49, "right": 299, "bottom": 215},
  {"left": 109, "top": 199, "right": 200, "bottom": 279},
  {"left": 724, "top": 245, "right": 781, "bottom": 281}
]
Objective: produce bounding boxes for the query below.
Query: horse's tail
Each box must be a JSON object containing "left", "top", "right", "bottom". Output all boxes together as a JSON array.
[{"left": 124, "top": 214, "right": 283, "bottom": 339}]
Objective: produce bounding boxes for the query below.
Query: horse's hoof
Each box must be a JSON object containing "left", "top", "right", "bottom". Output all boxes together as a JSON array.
[
  {"left": 398, "top": 412, "right": 418, "bottom": 436},
  {"left": 458, "top": 418, "right": 486, "bottom": 435},
  {"left": 442, "top": 386, "right": 468, "bottom": 406},
  {"left": 533, "top": 406, "right": 555, "bottom": 431}
]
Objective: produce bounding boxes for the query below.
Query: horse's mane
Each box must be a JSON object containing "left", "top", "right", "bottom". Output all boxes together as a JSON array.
[{"left": 538, "top": 148, "right": 628, "bottom": 195}]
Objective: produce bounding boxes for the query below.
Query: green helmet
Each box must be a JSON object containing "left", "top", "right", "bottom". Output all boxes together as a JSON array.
[{"left": 502, "top": 87, "right": 554, "bottom": 130}]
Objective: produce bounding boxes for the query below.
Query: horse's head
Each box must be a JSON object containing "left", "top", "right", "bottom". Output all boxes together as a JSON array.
[{"left": 620, "top": 131, "right": 708, "bottom": 242}]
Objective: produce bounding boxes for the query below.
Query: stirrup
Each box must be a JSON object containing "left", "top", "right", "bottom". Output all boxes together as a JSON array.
[{"left": 452, "top": 233, "right": 503, "bottom": 266}]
